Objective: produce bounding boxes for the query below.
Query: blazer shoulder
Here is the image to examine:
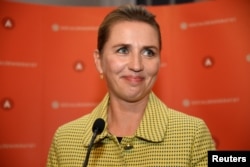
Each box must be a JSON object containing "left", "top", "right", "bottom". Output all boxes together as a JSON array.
[
  {"left": 55, "top": 114, "right": 90, "bottom": 137},
  {"left": 166, "top": 107, "right": 207, "bottom": 129}
]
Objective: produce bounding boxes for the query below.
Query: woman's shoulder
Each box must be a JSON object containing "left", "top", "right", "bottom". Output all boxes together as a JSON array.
[
  {"left": 165, "top": 107, "right": 210, "bottom": 136},
  {"left": 151, "top": 92, "right": 206, "bottom": 126},
  {"left": 55, "top": 114, "right": 91, "bottom": 136},
  {"left": 167, "top": 107, "right": 204, "bottom": 123}
]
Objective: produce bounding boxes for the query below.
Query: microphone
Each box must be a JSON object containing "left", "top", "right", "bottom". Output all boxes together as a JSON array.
[{"left": 83, "top": 118, "right": 105, "bottom": 167}]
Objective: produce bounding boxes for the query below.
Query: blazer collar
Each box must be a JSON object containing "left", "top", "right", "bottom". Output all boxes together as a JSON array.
[
  {"left": 135, "top": 92, "right": 168, "bottom": 142},
  {"left": 82, "top": 94, "right": 109, "bottom": 147}
]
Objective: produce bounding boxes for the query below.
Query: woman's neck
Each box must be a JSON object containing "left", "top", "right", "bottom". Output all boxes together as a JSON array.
[{"left": 107, "top": 96, "right": 149, "bottom": 137}]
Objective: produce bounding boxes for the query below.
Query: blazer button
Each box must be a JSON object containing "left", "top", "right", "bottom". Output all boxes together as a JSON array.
[{"left": 124, "top": 143, "right": 133, "bottom": 150}]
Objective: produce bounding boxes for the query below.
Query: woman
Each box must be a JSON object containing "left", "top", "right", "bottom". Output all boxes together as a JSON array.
[{"left": 47, "top": 4, "right": 215, "bottom": 167}]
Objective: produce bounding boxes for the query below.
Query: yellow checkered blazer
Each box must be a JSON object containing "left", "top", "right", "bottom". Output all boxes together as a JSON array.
[{"left": 47, "top": 92, "right": 215, "bottom": 167}]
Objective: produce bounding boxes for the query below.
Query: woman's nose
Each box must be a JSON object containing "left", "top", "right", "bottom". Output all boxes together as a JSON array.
[{"left": 128, "top": 53, "right": 144, "bottom": 72}]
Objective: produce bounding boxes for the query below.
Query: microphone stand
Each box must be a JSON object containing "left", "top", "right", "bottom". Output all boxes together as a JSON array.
[{"left": 82, "top": 129, "right": 99, "bottom": 167}]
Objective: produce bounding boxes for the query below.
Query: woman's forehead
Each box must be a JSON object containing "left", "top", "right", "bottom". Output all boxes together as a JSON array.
[{"left": 107, "top": 21, "right": 160, "bottom": 46}]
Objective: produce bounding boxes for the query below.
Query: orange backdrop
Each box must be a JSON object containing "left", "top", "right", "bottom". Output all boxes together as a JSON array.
[{"left": 0, "top": 0, "right": 249, "bottom": 166}]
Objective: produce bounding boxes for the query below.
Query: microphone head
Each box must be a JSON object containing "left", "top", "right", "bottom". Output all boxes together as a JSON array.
[{"left": 92, "top": 118, "right": 105, "bottom": 134}]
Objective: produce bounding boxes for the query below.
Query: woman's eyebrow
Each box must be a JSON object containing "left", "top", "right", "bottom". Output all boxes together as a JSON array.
[{"left": 112, "top": 43, "right": 131, "bottom": 48}]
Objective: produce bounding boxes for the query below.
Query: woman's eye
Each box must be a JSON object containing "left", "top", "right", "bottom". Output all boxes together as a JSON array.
[
  {"left": 117, "top": 47, "right": 128, "bottom": 54},
  {"left": 142, "top": 49, "right": 155, "bottom": 57}
]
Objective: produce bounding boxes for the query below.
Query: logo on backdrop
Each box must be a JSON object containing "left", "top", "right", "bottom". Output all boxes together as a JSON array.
[
  {"left": 180, "top": 22, "right": 188, "bottom": 30},
  {"left": 51, "top": 23, "right": 98, "bottom": 32},
  {"left": 246, "top": 53, "right": 250, "bottom": 62},
  {"left": 51, "top": 100, "right": 97, "bottom": 109},
  {"left": 51, "top": 24, "right": 60, "bottom": 32},
  {"left": 2, "top": 17, "right": 15, "bottom": 29},
  {"left": 1, "top": 98, "right": 14, "bottom": 110},
  {"left": 203, "top": 56, "right": 214, "bottom": 68},
  {"left": 74, "top": 61, "right": 85, "bottom": 72},
  {"left": 51, "top": 101, "right": 60, "bottom": 109},
  {"left": 182, "top": 97, "right": 240, "bottom": 107},
  {"left": 180, "top": 17, "right": 236, "bottom": 30}
]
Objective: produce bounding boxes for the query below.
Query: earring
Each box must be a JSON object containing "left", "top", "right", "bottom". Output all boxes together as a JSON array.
[{"left": 100, "top": 73, "right": 103, "bottom": 79}]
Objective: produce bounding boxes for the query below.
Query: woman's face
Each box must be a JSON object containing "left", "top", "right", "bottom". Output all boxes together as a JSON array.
[{"left": 94, "top": 21, "right": 161, "bottom": 102}]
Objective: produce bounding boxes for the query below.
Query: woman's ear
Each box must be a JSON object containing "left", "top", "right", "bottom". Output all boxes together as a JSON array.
[{"left": 93, "top": 49, "right": 103, "bottom": 74}]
